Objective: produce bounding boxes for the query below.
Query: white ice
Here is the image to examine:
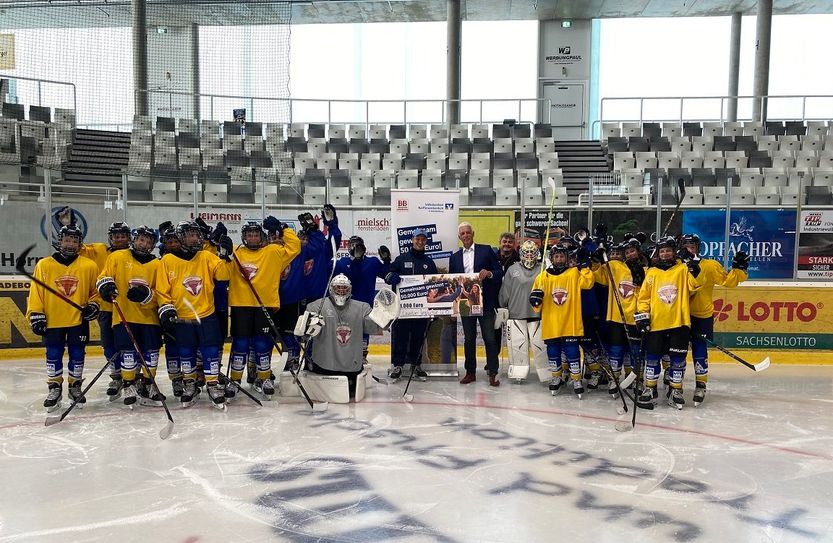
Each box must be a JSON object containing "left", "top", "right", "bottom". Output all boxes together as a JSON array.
[{"left": 1, "top": 357, "right": 832, "bottom": 543}]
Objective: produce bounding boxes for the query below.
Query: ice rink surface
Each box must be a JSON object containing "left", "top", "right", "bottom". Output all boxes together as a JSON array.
[{"left": 1, "top": 356, "right": 832, "bottom": 543}]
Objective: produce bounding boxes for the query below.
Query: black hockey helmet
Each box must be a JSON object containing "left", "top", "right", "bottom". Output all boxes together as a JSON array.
[
  {"left": 130, "top": 225, "right": 158, "bottom": 255},
  {"left": 57, "top": 224, "right": 84, "bottom": 257},
  {"left": 680, "top": 233, "right": 701, "bottom": 250},
  {"left": 241, "top": 221, "right": 266, "bottom": 249},
  {"left": 175, "top": 220, "right": 203, "bottom": 254},
  {"left": 108, "top": 221, "right": 131, "bottom": 248}
]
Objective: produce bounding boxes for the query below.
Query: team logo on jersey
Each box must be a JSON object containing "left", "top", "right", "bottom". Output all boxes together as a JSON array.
[
  {"left": 304, "top": 259, "right": 315, "bottom": 276},
  {"left": 281, "top": 267, "right": 290, "bottom": 280},
  {"left": 658, "top": 285, "right": 678, "bottom": 304},
  {"left": 551, "top": 288, "right": 568, "bottom": 306},
  {"left": 335, "top": 324, "right": 352, "bottom": 345},
  {"left": 242, "top": 263, "right": 258, "bottom": 280},
  {"left": 182, "top": 276, "right": 203, "bottom": 296},
  {"left": 54, "top": 275, "right": 79, "bottom": 297},
  {"left": 618, "top": 280, "right": 635, "bottom": 299}
]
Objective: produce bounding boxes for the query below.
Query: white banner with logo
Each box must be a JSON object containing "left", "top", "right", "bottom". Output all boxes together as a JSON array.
[
  {"left": 398, "top": 273, "right": 483, "bottom": 319},
  {"left": 390, "top": 189, "right": 459, "bottom": 271},
  {"left": 798, "top": 210, "right": 833, "bottom": 279}
]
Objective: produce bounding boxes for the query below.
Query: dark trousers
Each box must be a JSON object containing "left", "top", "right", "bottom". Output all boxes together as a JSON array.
[
  {"left": 462, "top": 313, "right": 499, "bottom": 375},
  {"left": 392, "top": 318, "right": 429, "bottom": 367}
]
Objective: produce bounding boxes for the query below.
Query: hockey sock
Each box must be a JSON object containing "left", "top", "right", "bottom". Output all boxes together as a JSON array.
[
  {"left": 230, "top": 337, "right": 251, "bottom": 381},
  {"left": 67, "top": 344, "right": 86, "bottom": 384},
  {"left": 253, "top": 334, "right": 273, "bottom": 380},
  {"left": 691, "top": 335, "right": 709, "bottom": 384},
  {"left": 669, "top": 352, "right": 687, "bottom": 389},
  {"left": 141, "top": 349, "right": 160, "bottom": 379},
  {"left": 179, "top": 347, "right": 197, "bottom": 380},
  {"left": 644, "top": 354, "right": 661, "bottom": 389},
  {"left": 608, "top": 344, "right": 625, "bottom": 373},
  {"left": 200, "top": 345, "right": 221, "bottom": 383},
  {"left": 121, "top": 350, "right": 138, "bottom": 381},
  {"left": 45, "top": 344, "right": 65, "bottom": 384}
]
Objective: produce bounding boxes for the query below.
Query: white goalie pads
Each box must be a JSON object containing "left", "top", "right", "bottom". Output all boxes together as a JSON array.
[
  {"left": 506, "top": 319, "right": 548, "bottom": 382},
  {"left": 297, "top": 368, "right": 368, "bottom": 403},
  {"left": 294, "top": 311, "right": 324, "bottom": 338},
  {"left": 494, "top": 308, "right": 509, "bottom": 329},
  {"left": 369, "top": 288, "right": 400, "bottom": 329}
]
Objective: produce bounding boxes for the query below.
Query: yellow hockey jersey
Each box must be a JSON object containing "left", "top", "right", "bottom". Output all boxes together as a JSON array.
[
  {"left": 228, "top": 230, "right": 301, "bottom": 308},
  {"left": 689, "top": 259, "right": 747, "bottom": 318},
  {"left": 98, "top": 250, "right": 161, "bottom": 326},
  {"left": 593, "top": 260, "right": 643, "bottom": 325},
  {"left": 156, "top": 251, "right": 230, "bottom": 319},
  {"left": 532, "top": 267, "right": 594, "bottom": 339},
  {"left": 79, "top": 243, "right": 123, "bottom": 312},
  {"left": 636, "top": 262, "right": 702, "bottom": 332},
  {"left": 26, "top": 254, "right": 100, "bottom": 328}
]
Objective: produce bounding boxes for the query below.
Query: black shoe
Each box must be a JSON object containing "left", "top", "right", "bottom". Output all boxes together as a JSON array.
[{"left": 414, "top": 366, "right": 428, "bottom": 381}]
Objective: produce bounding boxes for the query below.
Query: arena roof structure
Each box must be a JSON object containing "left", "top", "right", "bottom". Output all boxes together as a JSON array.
[{"left": 2, "top": 0, "right": 833, "bottom": 28}]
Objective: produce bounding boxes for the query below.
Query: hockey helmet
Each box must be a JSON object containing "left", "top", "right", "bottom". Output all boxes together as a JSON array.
[
  {"left": 130, "top": 225, "right": 158, "bottom": 256},
  {"left": 241, "top": 221, "right": 266, "bottom": 250},
  {"left": 519, "top": 240, "right": 540, "bottom": 270},
  {"left": 108, "top": 221, "right": 131, "bottom": 249},
  {"left": 348, "top": 236, "right": 366, "bottom": 259},
  {"left": 57, "top": 224, "right": 84, "bottom": 257},
  {"left": 609, "top": 241, "right": 625, "bottom": 261},
  {"left": 680, "top": 233, "right": 701, "bottom": 252},
  {"left": 175, "top": 220, "right": 204, "bottom": 254},
  {"left": 329, "top": 273, "right": 352, "bottom": 307}
]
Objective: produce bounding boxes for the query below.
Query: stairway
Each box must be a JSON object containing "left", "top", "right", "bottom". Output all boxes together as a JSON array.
[
  {"left": 554, "top": 140, "right": 610, "bottom": 204},
  {"left": 63, "top": 129, "right": 130, "bottom": 186}
]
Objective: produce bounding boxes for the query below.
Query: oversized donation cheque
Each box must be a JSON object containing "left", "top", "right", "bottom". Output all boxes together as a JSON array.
[{"left": 397, "top": 273, "right": 484, "bottom": 318}]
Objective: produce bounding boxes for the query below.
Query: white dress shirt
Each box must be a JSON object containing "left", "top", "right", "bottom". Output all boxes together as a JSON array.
[{"left": 462, "top": 245, "right": 475, "bottom": 274}]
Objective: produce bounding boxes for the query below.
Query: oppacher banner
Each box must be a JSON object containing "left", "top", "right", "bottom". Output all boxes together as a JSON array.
[
  {"left": 682, "top": 209, "right": 796, "bottom": 279},
  {"left": 390, "top": 189, "right": 459, "bottom": 272}
]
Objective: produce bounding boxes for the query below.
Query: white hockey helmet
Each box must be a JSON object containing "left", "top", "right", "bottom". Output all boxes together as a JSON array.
[
  {"left": 329, "top": 273, "right": 352, "bottom": 307},
  {"left": 519, "top": 240, "right": 540, "bottom": 270}
]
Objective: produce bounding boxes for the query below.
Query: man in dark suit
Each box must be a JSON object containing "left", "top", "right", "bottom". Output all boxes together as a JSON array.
[{"left": 449, "top": 222, "right": 503, "bottom": 386}]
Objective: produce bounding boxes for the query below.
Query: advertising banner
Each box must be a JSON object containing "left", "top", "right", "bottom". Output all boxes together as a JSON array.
[
  {"left": 713, "top": 285, "right": 833, "bottom": 350},
  {"left": 398, "top": 273, "right": 483, "bottom": 318},
  {"left": 682, "top": 209, "right": 796, "bottom": 279},
  {"left": 515, "top": 209, "right": 569, "bottom": 248},
  {"left": 390, "top": 189, "right": 459, "bottom": 271},
  {"left": 797, "top": 210, "right": 833, "bottom": 279}
]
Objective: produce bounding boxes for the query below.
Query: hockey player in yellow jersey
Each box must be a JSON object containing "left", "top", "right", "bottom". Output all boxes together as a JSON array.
[
  {"left": 27, "top": 224, "right": 101, "bottom": 412},
  {"left": 593, "top": 238, "right": 646, "bottom": 398},
  {"left": 634, "top": 236, "right": 703, "bottom": 409},
  {"left": 96, "top": 225, "right": 165, "bottom": 408},
  {"left": 226, "top": 217, "right": 301, "bottom": 399},
  {"left": 156, "top": 220, "right": 232, "bottom": 409},
  {"left": 679, "top": 234, "right": 749, "bottom": 406},
  {"left": 529, "top": 242, "right": 595, "bottom": 398}
]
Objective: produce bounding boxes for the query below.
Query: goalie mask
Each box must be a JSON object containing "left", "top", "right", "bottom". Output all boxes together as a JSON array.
[
  {"left": 329, "top": 273, "right": 352, "bottom": 307},
  {"left": 519, "top": 240, "right": 540, "bottom": 270},
  {"left": 241, "top": 221, "right": 266, "bottom": 250},
  {"left": 131, "top": 225, "right": 158, "bottom": 256}
]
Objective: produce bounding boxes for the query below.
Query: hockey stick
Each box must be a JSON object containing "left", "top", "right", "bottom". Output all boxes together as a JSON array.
[
  {"left": 599, "top": 253, "right": 640, "bottom": 391},
  {"left": 660, "top": 177, "right": 687, "bottom": 239},
  {"left": 112, "top": 302, "right": 174, "bottom": 440},
  {"left": 218, "top": 372, "right": 263, "bottom": 406},
  {"left": 44, "top": 357, "right": 111, "bottom": 427},
  {"left": 615, "top": 333, "right": 650, "bottom": 432},
  {"left": 230, "top": 252, "right": 285, "bottom": 357},
  {"left": 16, "top": 244, "right": 86, "bottom": 313},
  {"left": 593, "top": 332, "right": 632, "bottom": 417},
  {"left": 539, "top": 177, "right": 559, "bottom": 274},
  {"left": 402, "top": 317, "right": 434, "bottom": 403},
  {"left": 701, "top": 336, "right": 770, "bottom": 372}
]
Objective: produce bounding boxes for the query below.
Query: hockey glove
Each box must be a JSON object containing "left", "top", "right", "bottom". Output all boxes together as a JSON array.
[
  {"left": 627, "top": 261, "right": 646, "bottom": 287},
  {"left": 263, "top": 215, "right": 282, "bottom": 234},
  {"left": 676, "top": 247, "right": 694, "bottom": 263},
  {"left": 30, "top": 312, "right": 47, "bottom": 336},
  {"left": 592, "top": 246, "right": 607, "bottom": 264},
  {"left": 217, "top": 235, "right": 233, "bottom": 262},
  {"left": 378, "top": 245, "right": 391, "bottom": 263},
  {"left": 732, "top": 250, "right": 750, "bottom": 271},
  {"left": 208, "top": 221, "right": 227, "bottom": 246},
  {"left": 593, "top": 223, "right": 608, "bottom": 241},
  {"left": 322, "top": 204, "right": 338, "bottom": 226},
  {"left": 194, "top": 217, "right": 213, "bottom": 238},
  {"left": 96, "top": 276, "right": 118, "bottom": 302},
  {"left": 158, "top": 304, "right": 178, "bottom": 333},
  {"left": 385, "top": 272, "right": 402, "bottom": 286},
  {"left": 494, "top": 307, "right": 509, "bottom": 329},
  {"left": 298, "top": 212, "right": 318, "bottom": 234},
  {"left": 687, "top": 256, "right": 702, "bottom": 278},
  {"left": 293, "top": 311, "right": 324, "bottom": 338},
  {"left": 126, "top": 283, "right": 153, "bottom": 304},
  {"left": 634, "top": 312, "right": 651, "bottom": 333},
  {"left": 81, "top": 302, "right": 100, "bottom": 321},
  {"left": 529, "top": 289, "right": 545, "bottom": 308},
  {"left": 576, "top": 248, "right": 592, "bottom": 269}
]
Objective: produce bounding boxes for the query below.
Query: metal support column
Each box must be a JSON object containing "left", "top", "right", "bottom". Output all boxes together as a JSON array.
[
  {"left": 727, "top": 12, "right": 742, "bottom": 122},
  {"left": 446, "top": 0, "right": 462, "bottom": 125},
  {"left": 752, "top": 0, "right": 772, "bottom": 122},
  {"left": 132, "top": 0, "right": 149, "bottom": 116},
  {"left": 191, "top": 23, "right": 200, "bottom": 121}
]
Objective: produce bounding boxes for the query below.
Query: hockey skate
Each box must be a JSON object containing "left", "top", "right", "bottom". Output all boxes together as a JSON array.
[
  {"left": 43, "top": 383, "right": 62, "bottom": 412},
  {"left": 171, "top": 377, "right": 184, "bottom": 398},
  {"left": 388, "top": 366, "right": 403, "bottom": 381},
  {"left": 572, "top": 378, "right": 585, "bottom": 399},
  {"left": 206, "top": 382, "right": 227, "bottom": 410},
  {"left": 636, "top": 386, "right": 657, "bottom": 410},
  {"left": 225, "top": 378, "right": 241, "bottom": 400},
  {"left": 586, "top": 371, "right": 602, "bottom": 390},
  {"left": 413, "top": 365, "right": 428, "bottom": 382},
  {"left": 549, "top": 375, "right": 564, "bottom": 395},
  {"left": 122, "top": 381, "right": 138, "bottom": 408},
  {"left": 68, "top": 380, "right": 86, "bottom": 409},
  {"left": 180, "top": 379, "right": 199, "bottom": 408},
  {"left": 138, "top": 378, "right": 166, "bottom": 407},
  {"left": 254, "top": 378, "right": 275, "bottom": 400},
  {"left": 106, "top": 376, "right": 123, "bottom": 401},
  {"left": 693, "top": 382, "right": 707, "bottom": 407},
  {"left": 668, "top": 387, "right": 685, "bottom": 410},
  {"left": 608, "top": 379, "right": 620, "bottom": 399}
]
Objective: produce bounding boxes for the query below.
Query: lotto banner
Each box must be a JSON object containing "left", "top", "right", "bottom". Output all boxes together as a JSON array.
[
  {"left": 390, "top": 189, "right": 459, "bottom": 271},
  {"left": 397, "top": 273, "right": 483, "bottom": 319},
  {"left": 713, "top": 285, "right": 833, "bottom": 350},
  {"left": 797, "top": 210, "right": 833, "bottom": 279},
  {"left": 682, "top": 209, "right": 797, "bottom": 279}
]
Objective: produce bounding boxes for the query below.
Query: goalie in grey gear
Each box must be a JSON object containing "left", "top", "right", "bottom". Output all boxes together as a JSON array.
[
  {"left": 302, "top": 274, "right": 385, "bottom": 399},
  {"left": 498, "top": 240, "right": 547, "bottom": 381}
]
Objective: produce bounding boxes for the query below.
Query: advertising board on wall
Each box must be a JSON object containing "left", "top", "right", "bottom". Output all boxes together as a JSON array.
[{"left": 798, "top": 210, "right": 833, "bottom": 279}]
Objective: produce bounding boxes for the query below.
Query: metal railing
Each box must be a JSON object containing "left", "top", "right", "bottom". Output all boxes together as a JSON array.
[{"left": 0, "top": 73, "right": 77, "bottom": 115}]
